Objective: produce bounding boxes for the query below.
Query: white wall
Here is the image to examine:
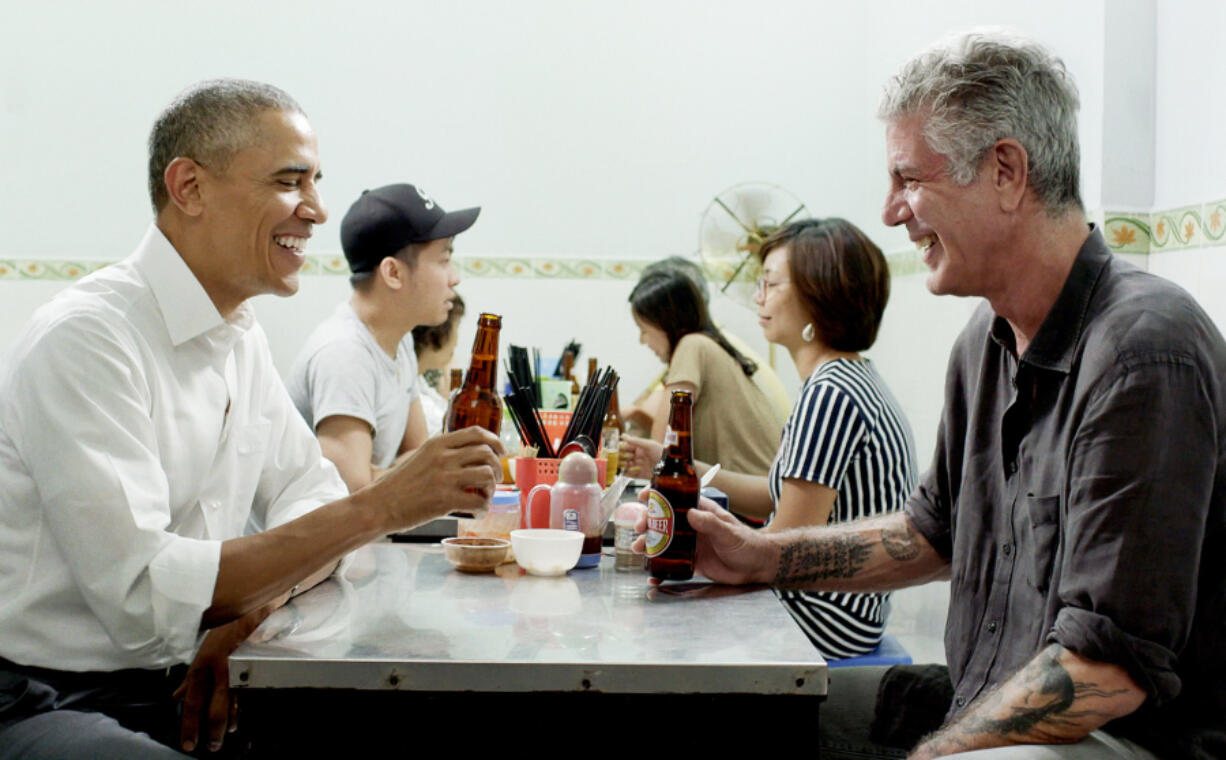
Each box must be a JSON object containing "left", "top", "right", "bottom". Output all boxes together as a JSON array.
[
  {"left": 1147, "top": 0, "right": 1226, "bottom": 317},
  {"left": 3, "top": 0, "right": 1142, "bottom": 665},
  {"left": 2, "top": 0, "right": 1109, "bottom": 412},
  {"left": 1153, "top": 0, "right": 1226, "bottom": 211}
]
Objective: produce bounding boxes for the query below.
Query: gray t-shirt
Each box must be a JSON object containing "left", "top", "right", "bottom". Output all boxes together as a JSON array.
[{"left": 287, "top": 302, "right": 420, "bottom": 468}]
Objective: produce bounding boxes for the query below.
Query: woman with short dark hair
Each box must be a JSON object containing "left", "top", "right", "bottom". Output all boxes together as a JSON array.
[{"left": 624, "top": 218, "right": 917, "bottom": 658}]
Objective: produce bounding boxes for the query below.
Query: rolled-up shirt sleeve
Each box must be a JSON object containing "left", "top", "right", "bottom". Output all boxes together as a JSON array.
[
  {"left": 1049, "top": 354, "right": 1214, "bottom": 703},
  {"left": 12, "top": 312, "right": 219, "bottom": 663}
]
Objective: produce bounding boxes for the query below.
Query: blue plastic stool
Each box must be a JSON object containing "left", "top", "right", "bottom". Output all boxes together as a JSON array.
[{"left": 826, "top": 634, "right": 913, "bottom": 668}]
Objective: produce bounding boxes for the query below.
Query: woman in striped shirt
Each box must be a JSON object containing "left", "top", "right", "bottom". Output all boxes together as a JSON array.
[{"left": 623, "top": 218, "right": 917, "bottom": 658}]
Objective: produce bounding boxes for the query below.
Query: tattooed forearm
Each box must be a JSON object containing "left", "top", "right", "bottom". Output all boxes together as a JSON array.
[
  {"left": 911, "top": 645, "right": 1143, "bottom": 758},
  {"left": 881, "top": 518, "right": 921, "bottom": 561},
  {"left": 774, "top": 534, "right": 872, "bottom": 587}
]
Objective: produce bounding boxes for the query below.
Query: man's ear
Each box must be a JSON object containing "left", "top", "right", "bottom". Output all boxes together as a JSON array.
[
  {"left": 377, "top": 256, "right": 406, "bottom": 291},
  {"left": 991, "top": 138, "right": 1029, "bottom": 213},
  {"left": 163, "top": 157, "right": 205, "bottom": 217}
]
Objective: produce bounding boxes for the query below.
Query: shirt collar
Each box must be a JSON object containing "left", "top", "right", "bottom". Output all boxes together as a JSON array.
[
  {"left": 132, "top": 224, "right": 254, "bottom": 348},
  {"left": 989, "top": 225, "right": 1112, "bottom": 374}
]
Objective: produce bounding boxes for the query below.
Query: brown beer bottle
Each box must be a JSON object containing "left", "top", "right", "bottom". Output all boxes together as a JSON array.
[
  {"left": 446, "top": 313, "right": 502, "bottom": 435},
  {"left": 645, "top": 390, "right": 698, "bottom": 581},
  {"left": 449, "top": 368, "right": 463, "bottom": 392},
  {"left": 562, "top": 351, "right": 580, "bottom": 410}
]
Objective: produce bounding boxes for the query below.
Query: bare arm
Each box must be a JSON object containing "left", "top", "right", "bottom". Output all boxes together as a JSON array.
[
  {"left": 762, "top": 479, "right": 835, "bottom": 532},
  {"left": 910, "top": 645, "right": 1146, "bottom": 759},
  {"left": 203, "top": 426, "right": 502, "bottom": 627},
  {"left": 671, "top": 500, "right": 949, "bottom": 591},
  {"left": 315, "top": 415, "right": 378, "bottom": 492},
  {"left": 400, "top": 397, "right": 428, "bottom": 454}
]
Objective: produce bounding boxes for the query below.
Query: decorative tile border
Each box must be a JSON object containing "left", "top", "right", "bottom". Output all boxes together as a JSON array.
[
  {"left": 5, "top": 200, "right": 1223, "bottom": 282},
  {"left": 0, "top": 260, "right": 110, "bottom": 280},
  {"left": 1105, "top": 198, "right": 1226, "bottom": 254}
]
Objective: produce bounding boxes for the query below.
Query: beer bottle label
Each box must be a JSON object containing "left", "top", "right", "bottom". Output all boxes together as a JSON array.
[
  {"left": 643, "top": 491, "right": 674, "bottom": 558},
  {"left": 663, "top": 427, "right": 678, "bottom": 447}
]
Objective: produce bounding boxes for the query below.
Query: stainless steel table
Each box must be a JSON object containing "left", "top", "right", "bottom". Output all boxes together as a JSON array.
[{"left": 229, "top": 542, "right": 825, "bottom": 751}]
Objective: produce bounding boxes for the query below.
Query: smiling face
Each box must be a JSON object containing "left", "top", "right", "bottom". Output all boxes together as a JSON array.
[
  {"left": 754, "top": 245, "right": 811, "bottom": 349},
  {"left": 403, "top": 236, "right": 461, "bottom": 329},
  {"left": 882, "top": 112, "right": 1003, "bottom": 298},
  {"left": 632, "top": 311, "right": 671, "bottom": 364},
  {"left": 196, "top": 109, "right": 326, "bottom": 314}
]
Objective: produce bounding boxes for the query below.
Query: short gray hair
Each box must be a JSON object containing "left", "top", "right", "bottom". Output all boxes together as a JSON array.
[
  {"left": 879, "top": 31, "right": 1082, "bottom": 213},
  {"left": 148, "top": 79, "right": 304, "bottom": 212}
]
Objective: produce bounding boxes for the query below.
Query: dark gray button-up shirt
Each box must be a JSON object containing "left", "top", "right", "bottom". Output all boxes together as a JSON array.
[{"left": 906, "top": 230, "right": 1226, "bottom": 757}]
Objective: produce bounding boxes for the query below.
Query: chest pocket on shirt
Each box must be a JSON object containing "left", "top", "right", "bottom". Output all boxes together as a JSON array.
[
  {"left": 1021, "top": 494, "right": 1061, "bottom": 593},
  {"left": 204, "top": 419, "right": 271, "bottom": 537}
]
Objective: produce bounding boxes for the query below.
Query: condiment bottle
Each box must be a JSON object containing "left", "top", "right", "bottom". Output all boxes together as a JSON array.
[
  {"left": 526, "top": 452, "right": 604, "bottom": 568},
  {"left": 645, "top": 390, "right": 698, "bottom": 581},
  {"left": 446, "top": 313, "right": 502, "bottom": 435}
]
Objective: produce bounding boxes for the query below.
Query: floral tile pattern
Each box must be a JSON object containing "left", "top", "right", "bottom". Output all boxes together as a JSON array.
[
  {"left": 1204, "top": 200, "right": 1225, "bottom": 244},
  {"left": 886, "top": 249, "right": 926, "bottom": 278},
  {"left": 6, "top": 201, "right": 1224, "bottom": 283},
  {"left": 1104, "top": 213, "right": 1152, "bottom": 254},
  {"left": 0, "top": 260, "right": 109, "bottom": 280},
  {"left": 1150, "top": 205, "right": 1203, "bottom": 252}
]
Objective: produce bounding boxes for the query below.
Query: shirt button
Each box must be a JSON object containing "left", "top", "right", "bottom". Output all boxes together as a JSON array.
[
  {"left": 987, "top": 621, "right": 998, "bottom": 633},
  {"left": 955, "top": 696, "right": 967, "bottom": 707},
  {"left": 1007, "top": 461, "right": 1018, "bottom": 475},
  {"left": 1002, "top": 544, "right": 1012, "bottom": 556}
]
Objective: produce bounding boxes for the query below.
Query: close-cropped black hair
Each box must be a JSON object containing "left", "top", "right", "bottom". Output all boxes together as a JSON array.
[{"left": 629, "top": 268, "right": 757, "bottom": 377}]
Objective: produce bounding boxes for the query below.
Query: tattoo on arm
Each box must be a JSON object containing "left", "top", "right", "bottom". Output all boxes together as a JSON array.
[
  {"left": 774, "top": 534, "right": 871, "bottom": 587},
  {"left": 919, "top": 645, "right": 1136, "bottom": 753},
  {"left": 881, "top": 518, "right": 921, "bottom": 561},
  {"left": 964, "top": 647, "right": 1130, "bottom": 736}
]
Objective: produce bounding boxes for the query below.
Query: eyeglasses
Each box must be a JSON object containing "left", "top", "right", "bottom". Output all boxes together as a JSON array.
[{"left": 755, "top": 277, "right": 791, "bottom": 296}]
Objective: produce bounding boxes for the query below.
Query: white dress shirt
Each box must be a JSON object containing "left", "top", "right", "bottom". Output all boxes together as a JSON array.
[{"left": 0, "top": 225, "right": 347, "bottom": 672}]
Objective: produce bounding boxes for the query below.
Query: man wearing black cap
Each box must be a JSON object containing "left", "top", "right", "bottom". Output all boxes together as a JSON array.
[{"left": 288, "top": 183, "right": 480, "bottom": 492}]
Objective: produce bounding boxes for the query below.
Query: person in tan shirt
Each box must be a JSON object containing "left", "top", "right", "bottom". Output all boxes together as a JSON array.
[
  {"left": 621, "top": 256, "right": 790, "bottom": 436},
  {"left": 625, "top": 267, "right": 781, "bottom": 476}
]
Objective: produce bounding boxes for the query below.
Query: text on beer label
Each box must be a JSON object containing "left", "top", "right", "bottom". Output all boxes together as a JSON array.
[{"left": 643, "top": 491, "right": 675, "bottom": 558}]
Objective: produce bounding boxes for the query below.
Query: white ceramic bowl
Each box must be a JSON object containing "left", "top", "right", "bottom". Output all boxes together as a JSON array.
[{"left": 510, "top": 529, "right": 583, "bottom": 576}]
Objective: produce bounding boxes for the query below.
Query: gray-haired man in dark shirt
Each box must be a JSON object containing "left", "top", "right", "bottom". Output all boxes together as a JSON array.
[{"left": 666, "top": 32, "right": 1226, "bottom": 759}]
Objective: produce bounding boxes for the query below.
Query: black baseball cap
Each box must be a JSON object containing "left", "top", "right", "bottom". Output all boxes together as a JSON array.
[{"left": 340, "top": 183, "right": 480, "bottom": 274}]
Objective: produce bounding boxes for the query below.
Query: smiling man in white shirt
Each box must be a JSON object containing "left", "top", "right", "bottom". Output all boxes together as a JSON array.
[{"left": 0, "top": 80, "right": 501, "bottom": 759}]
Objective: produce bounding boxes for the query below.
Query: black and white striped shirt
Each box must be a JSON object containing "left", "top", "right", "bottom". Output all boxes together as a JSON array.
[{"left": 769, "top": 358, "right": 918, "bottom": 658}]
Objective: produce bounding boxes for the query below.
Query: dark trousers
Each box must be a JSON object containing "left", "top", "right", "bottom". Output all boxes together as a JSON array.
[
  {"left": 0, "top": 658, "right": 240, "bottom": 759},
  {"left": 820, "top": 664, "right": 954, "bottom": 759}
]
